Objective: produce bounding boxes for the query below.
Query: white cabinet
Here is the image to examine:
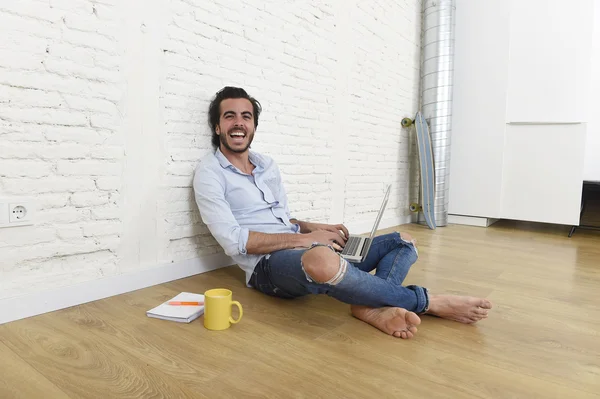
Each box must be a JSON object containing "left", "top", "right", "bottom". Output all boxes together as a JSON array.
[
  {"left": 449, "top": 0, "right": 594, "bottom": 226},
  {"left": 500, "top": 124, "right": 587, "bottom": 225}
]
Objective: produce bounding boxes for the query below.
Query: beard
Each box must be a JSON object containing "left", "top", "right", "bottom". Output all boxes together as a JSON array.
[{"left": 219, "top": 128, "right": 254, "bottom": 153}]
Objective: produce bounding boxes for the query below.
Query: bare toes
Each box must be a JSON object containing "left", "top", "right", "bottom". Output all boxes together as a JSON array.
[
  {"left": 474, "top": 308, "right": 489, "bottom": 316},
  {"left": 392, "top": 328, "right": 416, "bottom": 339},
  {"left": 406, "top": 311, "right": 422, "bottom": 326},
  {"left": 469, "top": 313, "right": 487, "bottom": 322},
  {"left": 479, "top": 300, "right": 493, "bottom": 309}
]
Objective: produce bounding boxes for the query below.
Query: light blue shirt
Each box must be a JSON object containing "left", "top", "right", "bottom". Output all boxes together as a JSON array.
[{"left": 193, "top": 148, "right": 300, "bottom": 285}]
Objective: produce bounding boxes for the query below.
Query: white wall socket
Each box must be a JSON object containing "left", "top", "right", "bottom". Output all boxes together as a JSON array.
[{"left": 0, "top": 198, "right": 35, "bottom": 228}]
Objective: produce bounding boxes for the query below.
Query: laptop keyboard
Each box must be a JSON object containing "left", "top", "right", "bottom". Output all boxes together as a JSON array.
[{"left": 341, "top": 236, "right": 362, "bottom": 256}]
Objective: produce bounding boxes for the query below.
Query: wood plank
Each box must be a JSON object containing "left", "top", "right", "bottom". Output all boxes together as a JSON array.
[
  {"left": 0, "top": 340, "right": 70, "bottom": 399},
  {"left": 0, "top": 316, "right": 208, "bottom": 399},
  {"left": 313, "top": 310, "right": 599, "bottom": 398},
  {"left": 1, "top": 220, "right": 600, "bottom": 397}
]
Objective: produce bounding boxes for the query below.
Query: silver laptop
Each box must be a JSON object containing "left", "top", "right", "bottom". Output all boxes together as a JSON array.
[{"left": 340, "top": 185, "right": 391, "bottom": 263}]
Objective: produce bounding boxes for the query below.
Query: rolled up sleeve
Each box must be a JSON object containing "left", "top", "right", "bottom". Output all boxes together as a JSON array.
[{"left": 193, "top": 169, "right": 248, "bottom": 257}]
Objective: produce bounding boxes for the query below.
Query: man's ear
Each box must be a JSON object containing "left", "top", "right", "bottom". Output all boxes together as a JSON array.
[{"left": 215, "top": 125, "right": 221, "bottom": 135}]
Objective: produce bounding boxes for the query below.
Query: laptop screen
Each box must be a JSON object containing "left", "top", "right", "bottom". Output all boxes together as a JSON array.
[{"left": 369, "top": 185, "right": 391, "bottom": 239}]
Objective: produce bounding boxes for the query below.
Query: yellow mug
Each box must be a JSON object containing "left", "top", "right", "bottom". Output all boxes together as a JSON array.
[{"left": 203, "top": 288, "right": 243, "bottom": 330}]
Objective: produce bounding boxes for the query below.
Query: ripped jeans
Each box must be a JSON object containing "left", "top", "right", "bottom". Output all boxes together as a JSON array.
[{"left": 248, "top": 232, "right": 429, "bottom": 313}]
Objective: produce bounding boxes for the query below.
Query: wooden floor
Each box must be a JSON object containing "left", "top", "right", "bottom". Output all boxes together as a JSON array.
[{"left": 2, "top": 220, "right": 600, "bottom": 398}]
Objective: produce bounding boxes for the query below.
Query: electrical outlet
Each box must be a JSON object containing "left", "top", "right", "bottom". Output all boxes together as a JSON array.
[
  {"left": 0, "top": 199, "right": 35, "bottom": 228},
  {"left": 10, "top": 204, "right": 29, "bottom": 223}
]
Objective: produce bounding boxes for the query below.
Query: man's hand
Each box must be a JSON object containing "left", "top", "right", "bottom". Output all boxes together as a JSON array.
[{"left": 303, "top": 222, "right": 349, "bottom": 243}]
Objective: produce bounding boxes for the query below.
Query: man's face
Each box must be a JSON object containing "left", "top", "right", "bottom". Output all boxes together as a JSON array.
[{"left": 216, "top": 98, "right": 255, "bottom": 154}]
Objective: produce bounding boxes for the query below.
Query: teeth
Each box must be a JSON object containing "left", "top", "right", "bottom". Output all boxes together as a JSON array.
[{"left": 230, "top": 133, "right": 245, "bottom": 137}]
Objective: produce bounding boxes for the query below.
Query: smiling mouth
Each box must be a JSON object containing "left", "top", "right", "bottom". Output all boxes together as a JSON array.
[{"left": 229, "top": 131, "right": 246, "bottom": 142}]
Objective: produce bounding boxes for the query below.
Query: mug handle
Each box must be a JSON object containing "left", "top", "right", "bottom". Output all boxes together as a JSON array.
[{"left": 229, "top": 300, "right": 243, "bottom": 324}]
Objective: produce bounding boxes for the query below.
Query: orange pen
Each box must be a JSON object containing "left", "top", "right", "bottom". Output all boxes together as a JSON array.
[{"left": 167, "top": 301, "right": 204, "bottom": 306}]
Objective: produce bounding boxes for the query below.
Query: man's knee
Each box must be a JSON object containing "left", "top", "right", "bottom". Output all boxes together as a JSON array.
[
  {"left": 399, "top": 232, "right": 417, "bottom": 245},
  {"left": 301, "top": 246, "right": 347, "bottom": 285}
]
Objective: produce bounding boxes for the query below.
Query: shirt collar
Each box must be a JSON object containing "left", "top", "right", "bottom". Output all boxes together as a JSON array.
[
  {"left": 215, "top": 147, "right": 265, "bottom": 172},
  {"left": 215, "top": 147, "right": 233, "bottom": 169}
]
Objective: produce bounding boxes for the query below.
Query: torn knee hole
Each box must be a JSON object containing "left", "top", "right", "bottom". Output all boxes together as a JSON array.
[
  {"left": 399, "top": 231, "right": 417, "bottom": 246},
  {"left": 301, "top": 247, "right": 348, "bottom": 285},
  {"left": 324, "top": 256, "right": 347, "bottom": 285}
]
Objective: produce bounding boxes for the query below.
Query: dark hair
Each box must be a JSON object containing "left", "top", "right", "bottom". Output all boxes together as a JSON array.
[{"left": 208, "top": 86, "right": 262, "bottom": 148}]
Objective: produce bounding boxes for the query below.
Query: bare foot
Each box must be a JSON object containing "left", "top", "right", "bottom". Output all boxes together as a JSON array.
[
  {"left": 351, "top": 305, "right": 421, "bottom": 339},
  {"left": 426, "top": 295, "right": 492, "bottom": 324}
]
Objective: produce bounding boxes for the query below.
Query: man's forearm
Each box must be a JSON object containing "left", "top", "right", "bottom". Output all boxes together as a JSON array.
[{"left": 245, "top": 231, "right": 304, "bottom": 255}]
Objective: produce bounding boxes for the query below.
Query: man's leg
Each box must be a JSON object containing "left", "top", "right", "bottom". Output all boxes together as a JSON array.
[
  {"left": 266, "top": 245, "right": 428, "bottom": 311},
  {"left": 347, "top": 231, "right": 421, "bottom": 337},
  {"left": 250, "top": 246, "right": 423, "bottom": 338},
  {"left": 250, "top": 244, "right": 491, "bottom": 338},
  {"left": 303, "top": 244, "right": 425, "bottom": 338},
  {"left": 349, "top": 231, "right": 492, "bottom": 323},
  {"left": 302, "top": 245, "right": 492, "bottom": 331},
  {"left": 353, "top": 231, "right": 419, "bottom": 284}
]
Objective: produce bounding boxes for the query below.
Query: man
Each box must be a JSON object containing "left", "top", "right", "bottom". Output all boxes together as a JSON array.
[{"left": 193, "top": 86, "right": 492, "bottom": 339}]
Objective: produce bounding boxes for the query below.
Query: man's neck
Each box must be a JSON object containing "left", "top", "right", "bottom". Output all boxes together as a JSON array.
[{"left": 219, "top": 146, "right": 254, "bottom": 174}]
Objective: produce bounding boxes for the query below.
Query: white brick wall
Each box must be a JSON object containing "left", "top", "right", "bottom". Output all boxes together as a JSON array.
[
  {"left": 0, "top": 0, "right": 123, "bottom": 298},
  {"left": 0, "top": 0, "right": 421, "bottom": 299},
  {"left": 162, "top": 0, "right": 346, "bottom": 261},
  {"left": 345, "top": 1, "right": 421, "bottom": 222}
]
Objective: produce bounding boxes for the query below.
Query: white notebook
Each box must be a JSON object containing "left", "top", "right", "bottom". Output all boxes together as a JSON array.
[{"left": 146, "top": 292, "right": 205, "bottom": 323}]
